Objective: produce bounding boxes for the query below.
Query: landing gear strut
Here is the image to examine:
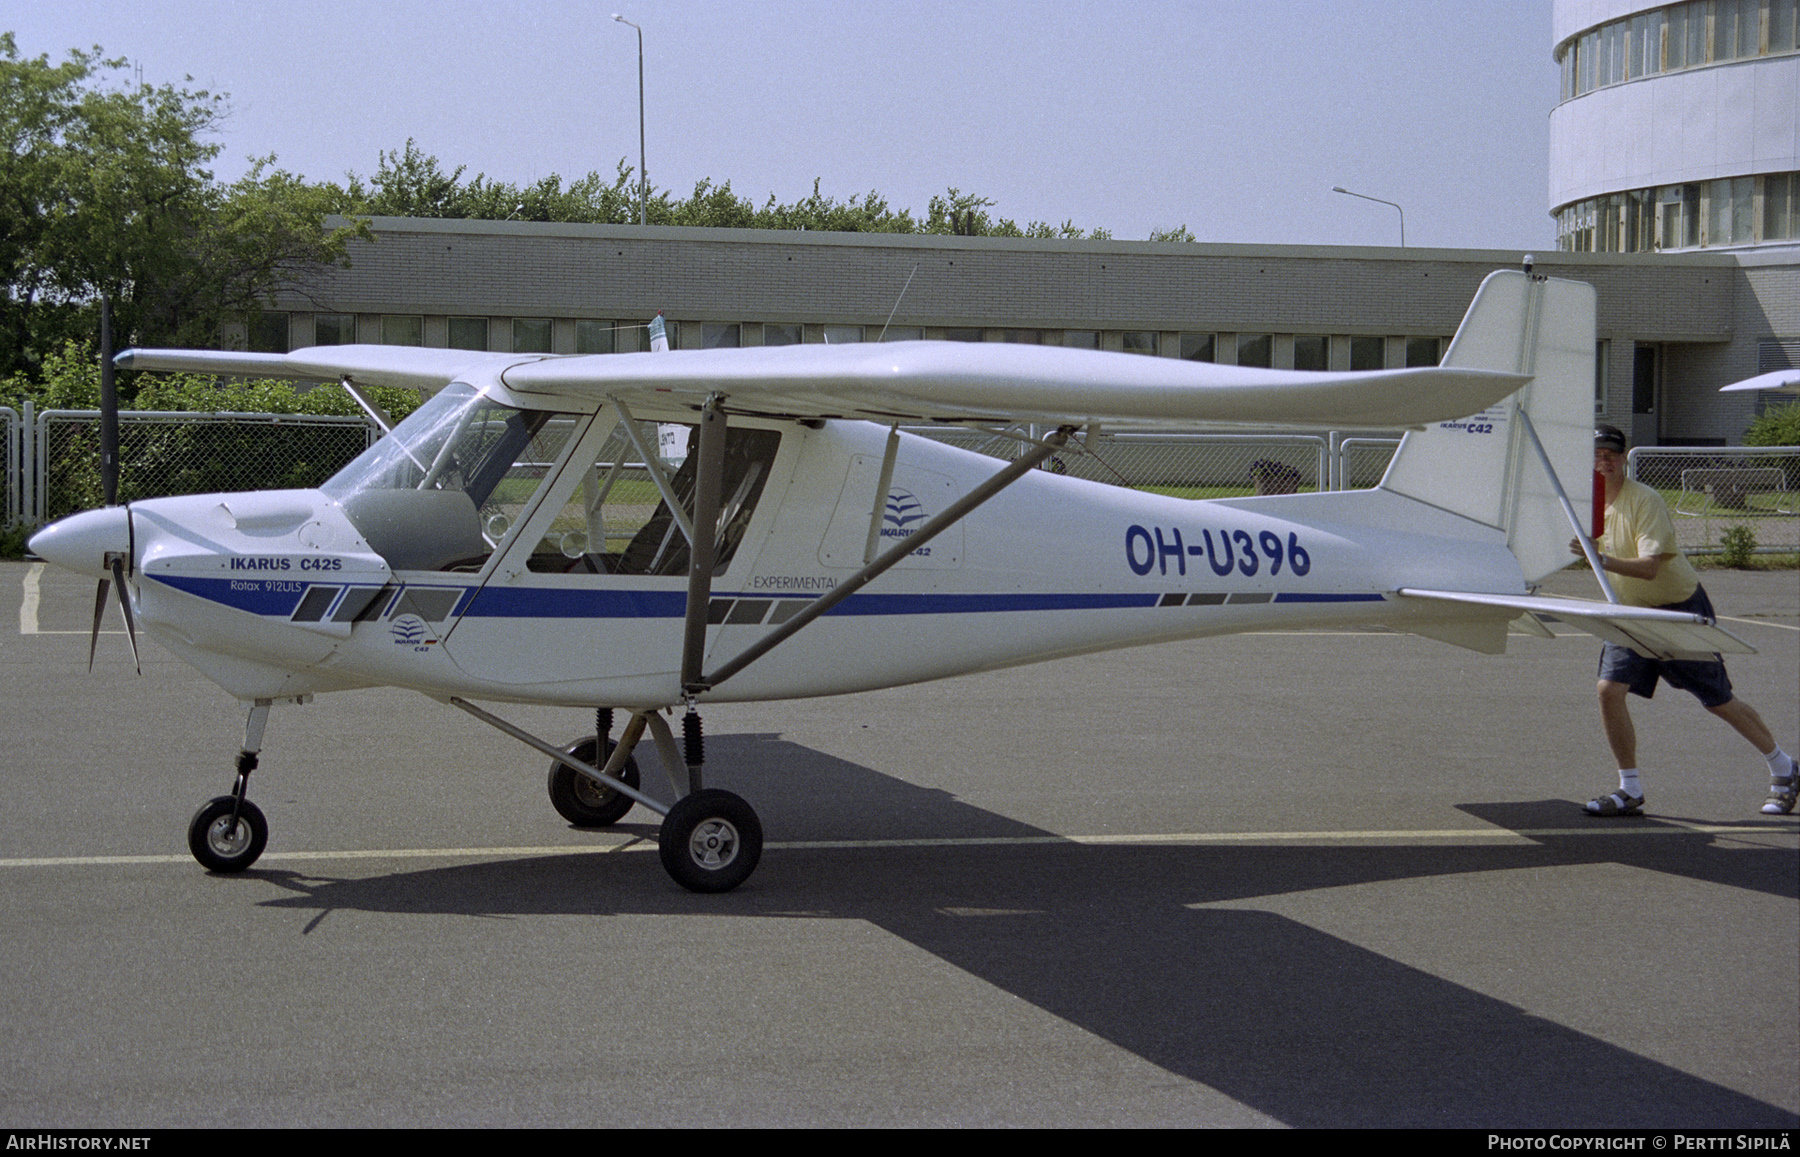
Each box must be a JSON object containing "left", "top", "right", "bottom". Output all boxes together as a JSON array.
[
  {"left": 187, "top": 699, "right": 274, "bottom": 872},
  {"left": 451, "top": 697, "right": 765, "bottom": 894},
  {"left": 656, "top": 706, "right": 762, "bottom": 893},
  {"left": 547, "top": 708, "right": 642, "bottom": 827}
]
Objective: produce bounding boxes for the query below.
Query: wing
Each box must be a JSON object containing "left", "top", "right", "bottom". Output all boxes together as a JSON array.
[
  {"left": 1398, "top": 588, "right": 1755, "bottom": 660},
  {"left": 502, "top": 342, "right": 1529, "bottom": 427},
  {"left": 113, "top": 346, "right": 538, "bottom": 392},
  {"left": 117, "top": 342, "right": 1528, "bottom": 429}
]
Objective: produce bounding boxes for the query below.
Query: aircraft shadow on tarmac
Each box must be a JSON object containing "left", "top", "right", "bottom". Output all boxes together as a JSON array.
[{"left": 248, "top": 732, "right": 1798, "bottom": 1129}]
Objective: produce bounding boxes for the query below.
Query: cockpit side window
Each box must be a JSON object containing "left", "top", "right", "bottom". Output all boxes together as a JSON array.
[{"left": 526, "top": 420, "right": 782, "bottom": 576}]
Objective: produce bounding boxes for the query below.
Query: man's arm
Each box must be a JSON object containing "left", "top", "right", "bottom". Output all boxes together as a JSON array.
[
  {"left": 1568, "top": 539, "right": 1672, "bottom": 581},
  {"left": 1598, "top": 552, "right": 1670, "bottom": 581}
]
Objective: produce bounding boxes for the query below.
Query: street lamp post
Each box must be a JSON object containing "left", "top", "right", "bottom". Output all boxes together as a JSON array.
[
  {"left": 1332, "top": 186, "right": 1405, "bottom": 247},
  {"left": 612, "top": 14, "right": 647, "bottom": 227}
]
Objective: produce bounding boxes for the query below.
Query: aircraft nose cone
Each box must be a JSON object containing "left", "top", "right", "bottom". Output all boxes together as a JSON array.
[{"left": 29, "top": 506, "right": 131, "bottom": 579}]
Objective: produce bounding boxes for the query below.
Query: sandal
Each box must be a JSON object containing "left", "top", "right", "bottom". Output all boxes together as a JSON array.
[
  {"left": 1585, "top": 791, "right": 1645, "bottom": 817},
  {"left": 1763, "top": 774, "right": 1796, "bottom": 816}
]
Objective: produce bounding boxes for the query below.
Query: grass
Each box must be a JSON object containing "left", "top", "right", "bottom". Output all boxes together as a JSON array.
[{"left": 1692, "top": 553, "right": 1800, "bottom": 571}]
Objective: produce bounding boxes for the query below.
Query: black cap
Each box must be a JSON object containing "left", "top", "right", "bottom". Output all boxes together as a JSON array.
[{"left": 1595, "top": 424, "right": 1627, "bottom": 452}]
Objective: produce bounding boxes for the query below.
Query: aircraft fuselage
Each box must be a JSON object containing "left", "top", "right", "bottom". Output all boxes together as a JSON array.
[{"left": 40, "top": 405, "right": 1526, "bottom": 708}]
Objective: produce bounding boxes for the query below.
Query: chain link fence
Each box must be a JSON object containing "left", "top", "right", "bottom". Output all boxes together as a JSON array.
[
  {"left": 2, "top": 408, "right": 19, "bottom": 529},
  {"left": 1628, "top": 445, "right": 1799, "bottom": 556},
  {"left": 31, "top": 411, "right": 378, "bottom": 525}
]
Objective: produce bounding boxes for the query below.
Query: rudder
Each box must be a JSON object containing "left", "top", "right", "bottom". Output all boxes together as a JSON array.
[{"left": 1379, "top": 270, "right": 1595, "bottom": 583}]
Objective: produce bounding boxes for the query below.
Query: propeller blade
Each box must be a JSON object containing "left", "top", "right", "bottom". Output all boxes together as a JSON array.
[
  {"left": 109, "top": 555, "right": 141, "bottom": 675},
  {"left": 87, "top": 576, "right": 109, "bottom": 673}
]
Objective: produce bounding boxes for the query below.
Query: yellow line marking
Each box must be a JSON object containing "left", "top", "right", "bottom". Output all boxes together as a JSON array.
[{"left": 2, "top": 820, "right": 1789, "bottom": 870}]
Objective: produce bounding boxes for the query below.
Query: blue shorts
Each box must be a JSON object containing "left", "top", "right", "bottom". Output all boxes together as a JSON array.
[{"left": 1597, "top": 585, "right": 1734, "bottom": 708}]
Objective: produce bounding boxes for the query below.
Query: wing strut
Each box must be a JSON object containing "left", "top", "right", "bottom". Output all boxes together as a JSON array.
[
  {"left": 679, "top": 396, "right": 729, "bottom": 692},
  {"left": 690, "top": 425, "right": 1076, "bottom": 695}
]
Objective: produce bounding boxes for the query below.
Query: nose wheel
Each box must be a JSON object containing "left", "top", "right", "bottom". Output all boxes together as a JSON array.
[
  {"left": 187, "top": 796, "right": 268, "bottom": 873},
  {"left": 187, "top": 698, "right": 275, "bottom": 873}
]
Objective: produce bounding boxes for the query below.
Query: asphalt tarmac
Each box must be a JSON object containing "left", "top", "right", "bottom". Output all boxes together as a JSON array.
[{"left": 2, "top": 559, "right": 1795, "bottom": 1128}]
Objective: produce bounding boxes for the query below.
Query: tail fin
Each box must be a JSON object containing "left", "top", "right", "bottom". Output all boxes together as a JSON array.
[
  {"left": 648, "top": 312, "right": 669, "bottom": 353},
  {"left": 1379, "top": 270, "right": 1594, "bottom": 583}
]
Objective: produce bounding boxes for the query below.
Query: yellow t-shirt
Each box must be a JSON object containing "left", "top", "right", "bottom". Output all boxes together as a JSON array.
[{"left": 1600, "top": 478, "right": 1700, "bottom": 607}]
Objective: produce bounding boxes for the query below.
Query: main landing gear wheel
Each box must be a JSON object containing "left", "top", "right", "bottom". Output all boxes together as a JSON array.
[
  {"left": 187, "top": 795, "right": 268, "bottom": 873},
  {"left": 658, "top": 789, "right": 762, "bottom": 894},
  {"left": 547, "top": 738, "right": 642, "bottom": 827}
]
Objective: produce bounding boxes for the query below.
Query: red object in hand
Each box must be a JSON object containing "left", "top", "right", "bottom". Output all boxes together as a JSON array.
[{"left": 1592, "top": 471, "right": 1605, "bottom": 540}]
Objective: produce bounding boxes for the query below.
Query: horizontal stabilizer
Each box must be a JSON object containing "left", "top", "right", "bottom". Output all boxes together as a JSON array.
[
  {"left": 1720, "top": 368, "right": 1800, "bottom": 394},
  {"left": 1399, "top": 588, "right": 1754, "bottom": 661}
]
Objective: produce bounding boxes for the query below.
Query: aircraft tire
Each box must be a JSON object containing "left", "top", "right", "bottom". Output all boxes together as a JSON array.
[
  {"left": 547, "top": 738, "right": 641, "bottom": 827},
  {"left": 658, "top": 789, "right": 762, "bottom": 894},
  {"left": 187, "top": 796, "right": 268, "bottom": 873}
]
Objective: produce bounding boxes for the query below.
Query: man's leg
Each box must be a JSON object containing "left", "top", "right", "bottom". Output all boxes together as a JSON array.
[
  {"left": 1599, "top": 679, "right": 1638, "bottom": 769},
  {"left": 1591, "top": 679, "right": 1645, "bottom": 815},
  {"left": 1708, "top": 697, "right": 1798, "bottom": 815},
  {"left": 1706, "top": 696, "right": 1776, "bottom": 753}
]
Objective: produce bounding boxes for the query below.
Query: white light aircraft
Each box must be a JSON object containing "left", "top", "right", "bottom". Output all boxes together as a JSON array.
[{"left": 29, "top": 270, "right": 1752, "bottom": 892}]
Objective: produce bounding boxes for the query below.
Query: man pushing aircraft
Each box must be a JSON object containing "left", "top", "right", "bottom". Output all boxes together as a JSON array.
[{"left": 1577, "top": 423, "right": 1796, "bottom": 818}]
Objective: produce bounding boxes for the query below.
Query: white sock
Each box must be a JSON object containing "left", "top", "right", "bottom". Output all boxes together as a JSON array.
[
  {"left": 1618, "top": 770, "right": 1642, "bottom": 798},
  {"left": 1766, "top": 747, "right": 1794, "bottom": 781}
]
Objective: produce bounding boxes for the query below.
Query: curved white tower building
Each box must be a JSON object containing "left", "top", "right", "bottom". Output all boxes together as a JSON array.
[{"left": 1551, "top": 0, "right": 1799, "bottom": 253}]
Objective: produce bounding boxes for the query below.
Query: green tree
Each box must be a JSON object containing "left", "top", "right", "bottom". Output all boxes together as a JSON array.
[
  {"left": 0, "top": 35, "right": 367, "bottom": 381},
  {"left": 339, "top": 140, "right": 1119, "bottom": 239}
]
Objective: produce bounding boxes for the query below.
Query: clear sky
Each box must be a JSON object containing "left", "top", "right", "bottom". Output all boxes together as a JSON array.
[{"left": 11, "top": 1, "right": 1560, "bottom": 250}]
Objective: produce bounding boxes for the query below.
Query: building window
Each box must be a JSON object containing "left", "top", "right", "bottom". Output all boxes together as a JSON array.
[
  {"left": 701, "top": 323, "right": 740, "bottom": 349},
  {"left": 250, "top": 313, "right": 290, "bottom": 353},
  {"left": 1705, "top": 176, "right": 1754, "bottom": 246},
  {"left": 1594, "top": 340, "right": 1610, "bottom": 415},
  {"left": 1659, "top": 184, "right": 1700, "bottom": 249},
  {"left": 822, "top": 324, "right": 864, "bottom": 344},
  {"left": 512, "top": 318, "right": 552, "bottom": 353},
  {"left": 314, "top": 314, "right": 354, "bottom": 346},
  {"left": 1765, "top": 173, "right": 1796, "bottom": 241},
  {"left": 1001, "top": 329, "right": 1043, "bottom": 344},
  {"left": 575, "top": 320, "right": 615, "bottom": 354},
  {"left": 762, "top": 324, "right": 801, "bottom": 346},
  {"left": 381, "top": 315, "right": 423, "bottom": 346},
  {"left": 1756, "top": 339, "right": 1800, "bottom": 414},
  {"left": 1719, "top": 0, "right": 1760, "bottom": 60},
  {"left": 1235, "top": 334, "right": 1270, "bottom": 367},
  {"left": 880, "top": 326, "right": 922, "bottom": 342},
  {"left": 1293, "top": 334, "right": 1328, "bottom": 371},
  {"left": 1405, "top": 337, "right": 1442, "bottom": 367},
  {"left": 1062, "top": 331, "right": 1098, "bottom": 349},
  {"left": 1122, "top": 332, "right": 1159, "bottom": 356},
  {"left": 1350, "top": 336, "right": 1386, "bottom": 371},
  {"left": 1775, "top": 0, "right": 1799, "bottom": 52},
  {"left": 448, "top": 317, "right": 489, "bottom": 351},
  {"left": 1180, "top": 333, "right": 1214, "bottom": 362}
]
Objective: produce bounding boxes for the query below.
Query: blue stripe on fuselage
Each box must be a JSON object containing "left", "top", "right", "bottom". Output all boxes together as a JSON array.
[{"left": 150, "top": 574, "right": 1384, "bottom": 620}]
